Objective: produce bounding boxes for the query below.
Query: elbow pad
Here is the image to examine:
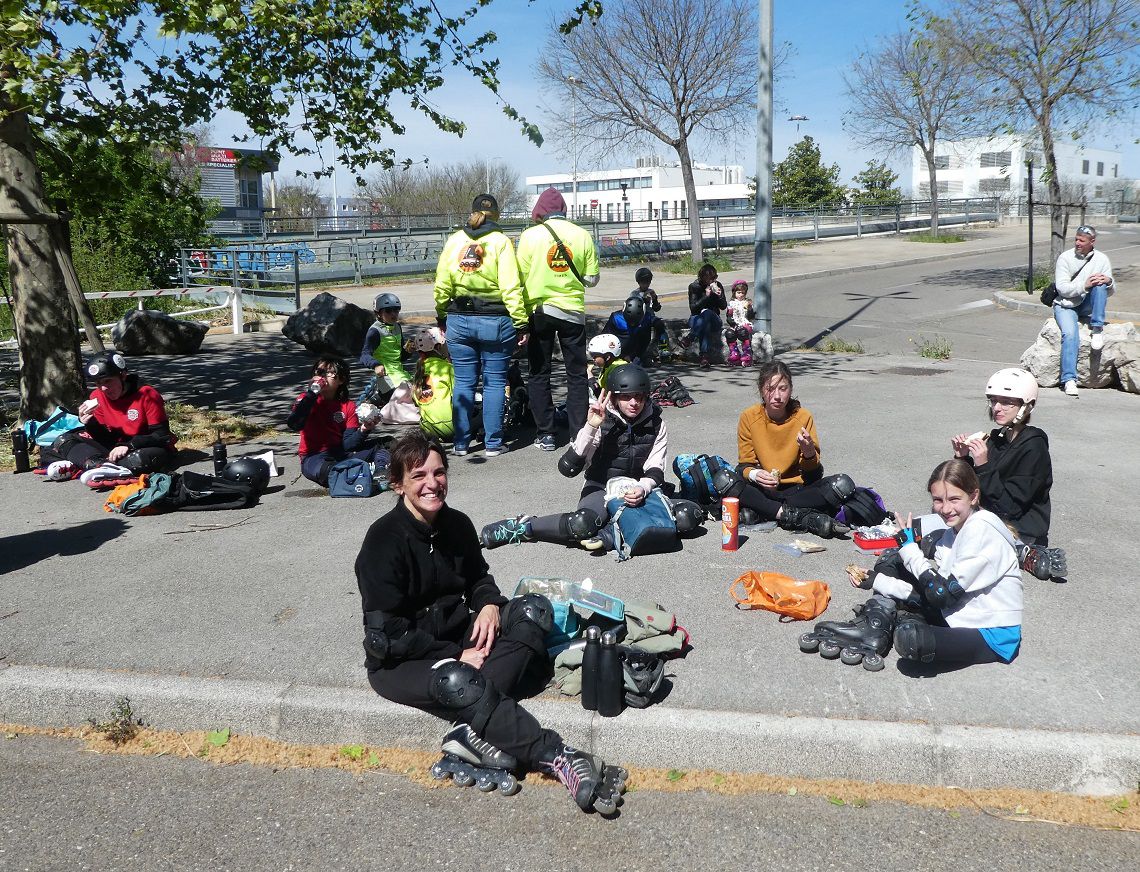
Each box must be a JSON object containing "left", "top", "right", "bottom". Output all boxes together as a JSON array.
[
  {"left": 557, "top": 449, "right": 585, "bottom": 478},
  {"left": 363, "top": 610, "right": 398, "bottom": 663},
  {"left": 918, "top": 569, "right": 964, "bottom": 608}
]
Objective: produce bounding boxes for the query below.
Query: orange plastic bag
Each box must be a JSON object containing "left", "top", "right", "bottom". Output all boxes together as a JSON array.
[
  {"left": 730, "top": 571, "right": 831, "bottom": 621},
  {"left": 103, "top": 475, "right": 147, "bottom": 514}
]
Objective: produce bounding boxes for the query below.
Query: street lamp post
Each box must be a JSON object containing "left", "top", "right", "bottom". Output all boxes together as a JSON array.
[
  {"left": 753, "top": 0, "right": 774, "bottom": 340},
  {"left": 567, "top": 75, "right": 585, "bottom": 219}
]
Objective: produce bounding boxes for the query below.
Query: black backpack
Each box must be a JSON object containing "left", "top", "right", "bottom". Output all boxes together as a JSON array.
[
  {"left": 167, "top": 471, "right": 258, "bottom": 511},
  {"left": 836, "top": 487, "right": 889, "bottom": 527}
]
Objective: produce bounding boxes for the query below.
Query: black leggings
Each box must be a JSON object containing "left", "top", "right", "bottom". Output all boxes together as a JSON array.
[
  {"left": 528, "top": 488, "right": 608, "bottom": 543},
  {"left": 41, "top": 435, "right": 172, "bottom": 474},
  {"left": 923, "top": 626, "right": 1004, "bottom": 664},
  {"left": 734, "top": 479, "right": 835, "bottom": 521}
]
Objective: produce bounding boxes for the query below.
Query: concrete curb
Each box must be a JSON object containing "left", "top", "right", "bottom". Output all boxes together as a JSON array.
[
  {"left": 3, "top": 664, "right": 1136, "bottom": 796},
  {"left": 992, "top": 290, "right": 1140, "bottom": 323}
]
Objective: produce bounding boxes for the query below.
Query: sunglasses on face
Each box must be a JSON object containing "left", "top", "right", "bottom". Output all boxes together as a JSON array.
[
  {"left": 315, "top": 367, "right": 340, "bottom": 378},
  {"left": 1075, "top": 225, "right": 1096, "bottom": 237}
]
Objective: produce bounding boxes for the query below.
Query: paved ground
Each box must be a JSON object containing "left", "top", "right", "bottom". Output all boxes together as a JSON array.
[{"left": 1, "top": 222, "right": 1137, "bottom": 796}]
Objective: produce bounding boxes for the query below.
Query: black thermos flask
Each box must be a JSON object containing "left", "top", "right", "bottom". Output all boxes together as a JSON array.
[
  {"left": 597, "top": 630, "right": 624, "bottom": 717},
  {"left": 12, "top": 429, "right": 31, "bottom": 474},
  {"left": 580, "top": 626, "right": 602, "bottom": 712},
  {"left": 212, "top": 437, "right": 227, "bottom": 476}
]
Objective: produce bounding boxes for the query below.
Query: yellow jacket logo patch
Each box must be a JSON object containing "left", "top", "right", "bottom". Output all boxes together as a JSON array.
[{"left": 545, "top": 243, "right": 573, "bottom": 273}]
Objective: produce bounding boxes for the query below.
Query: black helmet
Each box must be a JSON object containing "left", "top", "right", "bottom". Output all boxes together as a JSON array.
[
  {"left": 623, "top": 294, "right": 646, "bottom": 327},
  {"left": 373, "top": 292, "right": 401, "bottom": 312},
  {"left": 634, "top": 267, "right": 653, "bottom": 283},
  {"left": 86, "top": 351, "right": 128, "bottom": 380},
  {"left": 607, "top": 363, "right": 651, "bottom": 396},
  {"left": 221, "top": 457, "right": 271, "bottom": 491}
]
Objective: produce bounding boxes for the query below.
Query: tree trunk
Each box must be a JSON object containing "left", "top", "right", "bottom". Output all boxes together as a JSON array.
[
  {"left": 0, "top": 105, "right": 85, "bottom": 420},
  {"left": 675, "top": 137, "right": 704, "bottom": 263},
  {"left": 1039, "top": 125, "right": 1065, "bottom": 263},
  {"left": 923, "top": 145, "right": 940, "bottom": 235}
]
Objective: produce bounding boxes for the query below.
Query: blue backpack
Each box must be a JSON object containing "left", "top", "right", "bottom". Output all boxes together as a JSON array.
[
  {"left": 672, "top": 454, "right": 733, "bottom": 506},
  {"left": 606, "top": 491, "right": 679, "bottom": 561},
  {"left": 329, "top": 458, "right": 376, "bottom": 498}
]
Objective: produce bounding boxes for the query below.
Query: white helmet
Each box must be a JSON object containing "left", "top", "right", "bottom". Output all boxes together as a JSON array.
[
  {"left": 413, "top": 327, "right": 445, "bottom": 353},
  {"left": 587, "top": 333, "right": 621, "bottom": 357},
  {"left": 985, "top": 368, "right": 1038, "bottom": 405}
]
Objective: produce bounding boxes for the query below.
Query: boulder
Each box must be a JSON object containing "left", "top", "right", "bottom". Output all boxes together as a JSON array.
[
  {"left": 1113, "top": 340, "right": 1140, "bottom": 394},
  {"left": 282, "top": 292, "right": 373, "bottom": 358},
  {"left": 110, "top": 309, "right": 208, "bottom": 355},
  {"left": 1019, "top": 319, "right": 1135, "bottom": 389}
]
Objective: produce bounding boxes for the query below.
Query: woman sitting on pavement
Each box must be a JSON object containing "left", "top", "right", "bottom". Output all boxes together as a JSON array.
[
  {"left": 286, "top": 356, "right": 387, "bottom": 488},
  {"left": 711, "top": 360, "right": 855, "bottom": 538},
  {"left": 684, "top": 263, "right": 727, "bottom": 368},
  {"left": 480, "top": 363, "right": 672, "bottom": 552},
  {"left": 851, "top": 459, "right": 1022, "bottom": 666},
  {"left": 355, "top": 431, "right": 626, "bottom": 814},
  {"left": 950, "top": 367, "right": 1066, "bottom": 579},
  {"left": 39, "top": 351, "right": 176, "bottom": 480}
]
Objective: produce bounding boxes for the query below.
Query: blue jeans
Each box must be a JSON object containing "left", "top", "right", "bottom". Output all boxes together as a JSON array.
[
  {"left": 447, "top": 313, "right": 514, "bottom": 450},
  {"left": 688, "top": 309, "right": 723, "bottom": 355},
  {"left": 1054, "top": 284, "right": 1108, "bottom": 384}
]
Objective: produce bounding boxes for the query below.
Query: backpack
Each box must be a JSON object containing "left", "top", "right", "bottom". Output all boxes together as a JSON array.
[
  {"left": 24, "top": 406, "right": 84, "bottom": 447},
  {"left": 836, "top": 487, "right": 889, "bottom": 528},
  {"left": 606, "top": 490, "right": 679, "bottom": 561},
  {"left": 329, "top": 458, "right": 376, "bottom": 498},
  {"left": 672, "top": 453, "right": 733, "bottom": 506},
  {"left": 651, "top": 375, "right": 695, "bottom": 408},
  {"left": 730, "top": 571, "right": 831, "bottom": 622}
]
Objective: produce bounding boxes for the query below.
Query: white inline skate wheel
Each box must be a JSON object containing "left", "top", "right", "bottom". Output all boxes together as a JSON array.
[
  {"left": 476, "top": 777, "right": 497, "bottom": 793},
  {"left": 430, "top": 762, "right": 447, "bottom": 780},
  {"left": 819, "top": 639, "right": 842, "bottom": 659},
  {"left": 840, "top": 648, "right": 864, "bottom": 666},
  {"left": 453, "top": 770, "right": 475, "bottom": 787},
  {"left": 862, "top": 653, "right": 885, "bottom": 672},
  {"left": 499, "top": 774, "right": 521, "bottom": 796},
  {"left": 798, "top": 633, "right": 820, "bottom": 653}
]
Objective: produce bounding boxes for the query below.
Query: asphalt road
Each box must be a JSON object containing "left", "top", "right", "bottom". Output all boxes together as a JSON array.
[{"left": 2, "top": 735, "right": 1136, "bottom": 872}]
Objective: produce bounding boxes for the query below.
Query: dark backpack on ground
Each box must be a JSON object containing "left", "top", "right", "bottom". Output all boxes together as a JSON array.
[
  {"left": 651, "top": 375, "right": 695, "bottom": 408},
  {"left": 836, "top": 487, "right": 889, "bottom": 527},
  {"left": 167, "top": 471, "right": 258, "bottom": 511},
  {"left": 672, "top": 453, "right": 733, "bottom": 506}
]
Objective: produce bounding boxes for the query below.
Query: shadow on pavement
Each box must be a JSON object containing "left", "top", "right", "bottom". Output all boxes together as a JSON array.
[{"left": 0, "top": 517, "right": 130, "bottom": 575}]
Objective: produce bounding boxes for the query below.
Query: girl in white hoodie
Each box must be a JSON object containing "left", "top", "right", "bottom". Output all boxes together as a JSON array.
[{"left": 857, "top": 459, "right": 1023, "bottom": 665}]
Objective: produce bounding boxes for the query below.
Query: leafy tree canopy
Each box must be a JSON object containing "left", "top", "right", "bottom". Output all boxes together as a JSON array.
[
  {"left": 772, "top": 137, "right": 846, "bottom": 208},
  {"left": 849, "top": 159, "right": 903, "bottom": 206}
]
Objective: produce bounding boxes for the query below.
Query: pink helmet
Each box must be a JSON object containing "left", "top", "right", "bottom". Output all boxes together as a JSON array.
[
  {"left": 413, "top": 327, "right": 446, "bottom": 353},
  {"left": 985, "top": 368, "right": 1038, "bottom": 405}
]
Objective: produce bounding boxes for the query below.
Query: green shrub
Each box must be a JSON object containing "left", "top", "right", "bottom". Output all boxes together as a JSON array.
[
  {"left": 913, "top": 335, "right": 953, "bottom": 360},
  {"left": 658, "top": 253, "right": 733, "bottom": 275}
]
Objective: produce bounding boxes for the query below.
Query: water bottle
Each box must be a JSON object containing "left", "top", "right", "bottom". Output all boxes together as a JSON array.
[
  {"left": 580, "top": 626, "right": 601, "bottom": 712},
  {"left": 212, "top": 438, "right": 227, "bottom": 476},
  {"left": 597, "top": 630, "right": 623, "bottom": 718},
  {"left": 12, "top": 429, "right": 31, "bottom": 474}
]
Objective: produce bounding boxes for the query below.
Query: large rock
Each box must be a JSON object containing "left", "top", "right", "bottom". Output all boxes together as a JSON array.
[
  {"left": 282, "top": 292, "right": 373, "bottom": 358},
  {"left": 111, "top": 309, "right": 208, "bottom": 355},
  {"left": 1113, "top": 341, "right": 1140, "bottom": 393},
  {"left": 1019, "top": 319, "right": 1136, "bottom": 389}
]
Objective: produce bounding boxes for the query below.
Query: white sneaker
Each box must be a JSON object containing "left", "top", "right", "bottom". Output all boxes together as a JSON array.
[
  {"left": 1090, "top": 331, "right": 1104, "bottom": 351},
  {"left": 45, "top": 460, "right": 78, "bottom": 481},
  {"left": 79, "top": 463, "right": 134, "bottom": 486},
  {"left": 1063, "top": 380, "right": 1079, "bottom": 398}
]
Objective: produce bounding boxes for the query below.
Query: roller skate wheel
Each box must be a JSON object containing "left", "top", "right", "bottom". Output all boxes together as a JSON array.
[
  {"left": 593, "top": 794, "right": 618, "bottom": 815},
  {"left": 430, "top": 762, "right": 447, "bottom": 781},
  {"left": 862, "top": 652, "right": 885, "bottom": 672},
  {"left": 453, "top": 770, "right": 475, "bottom": 788},
  {"left": 499, "top": 774, "right": 521, "bottom": 796},
  {"left": 476, "top": 777, "right": 497, "bottom": 793},
  {"left": 819, "top": 639, "right": 842, "bottom": 659},
  {"left": 798, "top": 633, "right": 820, "bottom": 653},
  {"left": 839, "top": 648, "right": 864, "bottom": 666}
]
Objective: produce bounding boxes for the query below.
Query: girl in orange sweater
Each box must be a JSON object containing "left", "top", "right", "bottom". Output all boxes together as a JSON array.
[{"left": 717, "top": 361, "right": 855, "bottom": 538}]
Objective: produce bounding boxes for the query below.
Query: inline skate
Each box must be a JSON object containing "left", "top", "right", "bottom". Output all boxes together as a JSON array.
[
  {"left": 430, "top": 724, "right": 521, "bottom": 796},
  {"left": 540, "top": 745, "right": 629, "bottom": 815},
  {"left": 798, "top": 594, "right": 897, "bottom": 672}
]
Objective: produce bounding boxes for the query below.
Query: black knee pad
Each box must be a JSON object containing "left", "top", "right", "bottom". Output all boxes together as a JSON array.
[
  {"left": 428, "top": 660, "right": 501, "bottom": 733},
  {"left": 823, "top": 473, "right": 856, "bottom": 507},
  {"left": 562, "top": 508, "right": 602, "bottom": 540},
  {"left": 893, "top": 620, "right": 936, "bottom": 663},
  {"left": 121, "top": 450, "right": 166, "bottom": 474},
  {"left": 501, "top": 593, "right": 554, "bottom": 635},
  {"left": 711, "top": 467, "right": 744, "bottom": 499},
  {"left": 671, "top": 499, "right": 707, "bottom": 533}
]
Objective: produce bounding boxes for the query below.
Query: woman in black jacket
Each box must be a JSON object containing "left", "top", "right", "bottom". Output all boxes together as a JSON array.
[
  {"left": 685, "top": 263, "right": 727, "bottom": 368},
  {"left": 951, "top": 368, "right": 1066, "bottom": 578},
  {"left": 355, "top": 432, "right": 626, "bottom": 813}
]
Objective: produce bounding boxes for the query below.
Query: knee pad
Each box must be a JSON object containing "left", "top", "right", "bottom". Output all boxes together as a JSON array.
[
  {"left": 711, "top": 467, "right": 744, "bottom": 499},
  {"left": 501, "top": 593, "right": 554, "bottom": 635},
  {"left": 563, "top": 508, "right": 602, "bottom": 540},
  {"left": 893, "top": 620, "right": 936, "bottom": 664},
  {"left": 671, "top": 499, "right": 707, "bottom": 533},
  {"left": 428, "top": 660, "right": 501, "bottom": 733},
  {"left": 823, "top": 473, "right": 856, "bottom": 507},
  {"left": 121, "top": 450, "right": 166, "bottom": 474}
]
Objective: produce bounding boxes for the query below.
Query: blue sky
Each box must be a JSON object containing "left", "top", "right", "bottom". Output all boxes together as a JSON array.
[{"left": 213, "top": 0, "right": 1140, "bottom": 195}]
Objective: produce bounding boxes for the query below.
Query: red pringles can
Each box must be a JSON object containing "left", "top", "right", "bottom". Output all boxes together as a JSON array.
[{"left": 721, "top": 496, "right": 740, "bottom": 551}]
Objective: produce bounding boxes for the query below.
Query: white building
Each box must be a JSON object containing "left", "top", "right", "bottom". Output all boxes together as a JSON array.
[
  {"left": 911, "top": 135, "right": 1124, "bottom": 202},
  {"left": 526, "top": 157, "right": 750, "bottom": 221}
]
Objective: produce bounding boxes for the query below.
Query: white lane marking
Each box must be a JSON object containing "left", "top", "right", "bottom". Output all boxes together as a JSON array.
[{"left": 957, "top": 299, "right": 995, "bottom": 311}]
